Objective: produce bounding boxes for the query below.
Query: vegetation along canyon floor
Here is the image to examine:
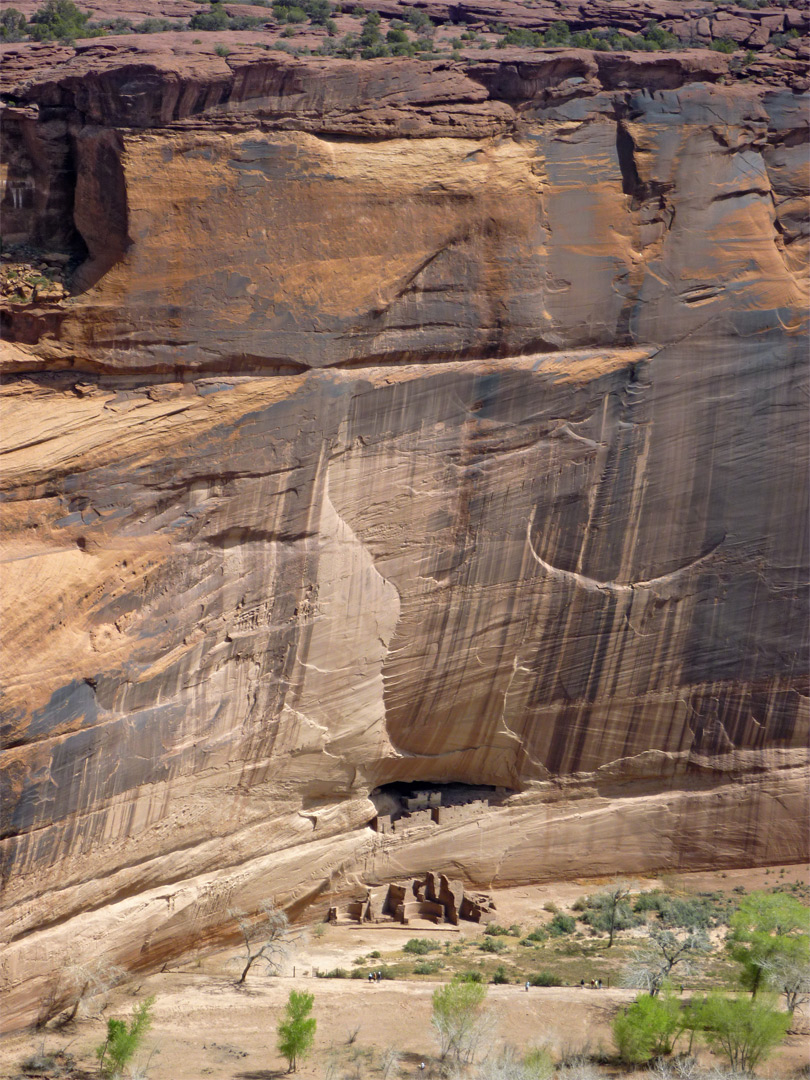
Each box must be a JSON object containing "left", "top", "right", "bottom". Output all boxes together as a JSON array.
[{"left": 2, "top": 866, "right": 807, "bottom": 1080}]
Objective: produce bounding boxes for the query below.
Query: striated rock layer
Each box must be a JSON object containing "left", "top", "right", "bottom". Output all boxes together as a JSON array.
[{"left": 1, "top": 43, "right": 808, "bottom": 1031}]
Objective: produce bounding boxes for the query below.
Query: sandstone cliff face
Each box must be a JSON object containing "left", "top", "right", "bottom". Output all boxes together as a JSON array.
[{"left": 1, "top": 44, "right": 808, "bottom": 1031}]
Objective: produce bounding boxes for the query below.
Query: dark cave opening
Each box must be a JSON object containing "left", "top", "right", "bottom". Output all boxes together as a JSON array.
[{"left": 368, "top": 781, "right": 513, "bottom": 831}]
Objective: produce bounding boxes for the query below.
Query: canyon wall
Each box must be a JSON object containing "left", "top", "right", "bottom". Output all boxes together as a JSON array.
[{"left": 1, "top": 41, "right": 808, "bottom": 1030}]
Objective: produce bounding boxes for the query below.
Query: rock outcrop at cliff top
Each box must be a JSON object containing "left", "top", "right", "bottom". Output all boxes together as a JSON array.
[{"left": 1, "top": 39, "right": 808, "bottom": 1031}]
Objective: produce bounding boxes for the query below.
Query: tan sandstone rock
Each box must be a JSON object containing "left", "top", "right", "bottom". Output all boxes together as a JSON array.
[{"left": 0, "top": 43, "right": 807, "bottom": 1032}]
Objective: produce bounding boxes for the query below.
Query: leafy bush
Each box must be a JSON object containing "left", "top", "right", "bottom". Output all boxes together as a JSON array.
[
  {"left": 694, "top": 993, "right": 790, "bottom": 1071},
  {"left": 28, "top": 0, "right": 88, "bottom": 41},
  {"left": 96, "top": 996, "right": 154, "bottom": 1079},
  {"left": 491, "top": 965, "right": 510, "bottom": 984},
  {"left": 526, "top": 927, "right": 548, "bottom": 943},
  {"left": 523, "top": 1046, "right": 555, "bottom": 1079},
  {"left": 479, "top": 937, "right": 507, "bottom": 954},
  {"left": 0, "top": 8, "right": 27, "bottom": 40},
  {"left": 404, "top": 938, "right": 437, "bottom": 955},
  {"left": 316, "top": 967, "right": 349, "bottom": 978},
  {"left": 548, "top": 913, "right": 576, "bottom": 937},
  {"left": 484, "top": 924, "right": 510, "bottom": 937},
  {"left": 612, "top": 991, "right": 683, "bottom": 1063},
  {"left": 432, "top": 978, "right": 488, "bottom": 1063},
  {"left": 577, "top": 891, "right": 642, "bottom": 938},
  {"left": 530, "top": 971, "right": 563, "bottom": 987},
  {"left": 189, "top": 2, "right": 229, "bottom": 30},
  {"left": 500, "top": 26, "right": 543, "bottom": 47},
  {"left": 414, "top": 960, "right": 442, "bottom": 975},
  {"left": 457, "top": 970, "right": 484, "bottom": 983},
  {"left": 214, "top": 42, "right": 230, "bottom": 55},
  {"left": 633, "top": 891, "right": 723, "bottom": 929},
  {"left": 711, "top": 37, "right": 737, "bottom": 52},
  {"left": 405, "top": 6, "right": 432, "bottom": 30},
  {"left": 545, "top": 20, "right": 570, "bottom": 44}
]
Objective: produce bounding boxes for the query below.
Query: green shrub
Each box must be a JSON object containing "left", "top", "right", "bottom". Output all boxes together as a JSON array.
[
  {"left": 479, "top": 936, "right": 507, "bottom": 953},
  {"left": 523, "top": 1046, "right": 555, "bottom": 1078},
  {"left": 28, "top": 0, "right": 88, "bottom": 41},
  {"left": 214, "top": 42, "right": 230, "bottom": 55},
  {"left": 456, "top": 970, "right": 484, "bottom": 983},
  {"left": 530, "top": 971, "right": 563, "bottom": 987},
  {"left": 0, "top": 8, "right": 27, "bottom": 40},
  {"left": 96, "top": 996, "right": 154, "bottom": 1079},
  {"left": 189, "top": 2, "right": 229, "bottom": 30},
  {"left": 695, "top": 993, "right": 790, "bottom": 1071},
  {"left": 548, "top": 913, "right": 576, "bottom": 937},
  {"left": 491, "top": 965, "right": 510, "bottom": 984},
  {"left": 405, "top": 7, "right": 432, "bottom": 30},
  {"left": 711, "top": 37, "right": 737, "bottom": 52},
  {"left": 545, "top": 20, "right": 570, "bottom": 44},
  {"left": 526, "top": 927, "right": 548, "bottom": 943},
  {"left": 612, "top": 991, "right": 683, "bottom": 1064},
  {"left": 132, "top": 17, "right": 184, "bottom": 31},
  {"left": 500, "top": 26, "right": 543, "bottom": 46},
  {"left": 403, "top": 938, "right": 436, "bottom": 955},
  {"left": 484, "top": 924, "right": 510, "bottom": 936},
  {"left": 414, "top": 960, "right": 442, "bottom": 975},
  {"left": 316, "top": 967, "right": 349, "bottom": 978}
]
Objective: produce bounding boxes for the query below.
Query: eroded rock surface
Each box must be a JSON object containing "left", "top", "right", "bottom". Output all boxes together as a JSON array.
[{"left": 0, "top": 45, "right": 808, "bottom": 1031}]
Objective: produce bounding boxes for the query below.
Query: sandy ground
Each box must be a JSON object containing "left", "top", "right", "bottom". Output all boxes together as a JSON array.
[{"left": 2, "top": 866, "right": 807, "bottom": 1080}]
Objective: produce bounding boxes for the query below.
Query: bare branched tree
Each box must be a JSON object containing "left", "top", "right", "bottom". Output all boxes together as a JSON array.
[
  {"left": 37, "top": 957, "right": 125, "bottom": 1028},
  {"left": 623, "top": 927, "right": 709, "bottom": 996},
  {"left": 761, "top": 951, "right": 810, "bottom": 1015},
  {"left": 230, "top": 899, "right": 303, "bottom": 986}
]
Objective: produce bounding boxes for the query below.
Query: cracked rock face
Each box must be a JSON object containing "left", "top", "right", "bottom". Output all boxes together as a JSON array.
[{"left": 0, "top": 46, "right": 808, "bottom": 1031}]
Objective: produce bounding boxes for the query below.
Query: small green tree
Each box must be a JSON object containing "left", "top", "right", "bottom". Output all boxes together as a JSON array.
[
  {"left": 728, "top": 890, "right": 809, "bottom": 999},
  {"left": 577, "top": 882, "right": 638, "bottom": 946},
  {"left": 613, "top": 990, "right": 683, "bottom": 1063},
  {"left": 277, "top": 990, "right": 316, "bottom": 1073},
  {"left": 695, "top": 993, "right": 790, "bottom": 1072},
  {"left": 432, "top": 977, "right": 489, "bottom": 1063},
  {"left": 95, "top": 995, "right": 154, "bottom": 1079}
]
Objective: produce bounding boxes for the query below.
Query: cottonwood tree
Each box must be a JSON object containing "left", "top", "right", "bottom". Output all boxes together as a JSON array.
[
  {"left": 728, "top": 891, "right": 809, "bottom": 1000},
  {"left": 230, "top": 899, "right": 302, "bottom": 985},
  {"left": 694, "top": 993, "right": 790, "bottom": 1073},
  {"left": 277, "top": 990, "right": 316, "bottom": 1073},
  {"left": 623, "top": 927, "right": 709, "bottom": 996},
  {"left": 431, "top": 978, "right": 491, "bottom": 1063}
]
